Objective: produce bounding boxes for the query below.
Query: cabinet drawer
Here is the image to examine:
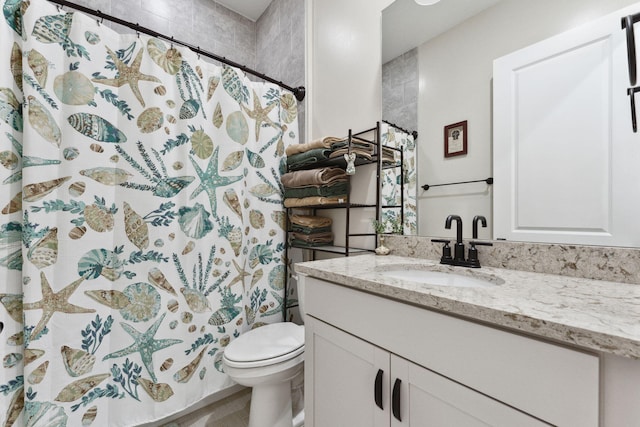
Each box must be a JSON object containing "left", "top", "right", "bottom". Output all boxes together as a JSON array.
[{"left": 304, "top": 276, "right": 600, "bottom": 426}]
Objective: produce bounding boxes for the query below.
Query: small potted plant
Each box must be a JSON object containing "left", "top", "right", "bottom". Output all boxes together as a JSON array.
[
  {"left": 372, "top": 219, "right": 391, "bottom": 255},
  {"left": 389, "top": 216, "right": 404, "bottom": 235}
]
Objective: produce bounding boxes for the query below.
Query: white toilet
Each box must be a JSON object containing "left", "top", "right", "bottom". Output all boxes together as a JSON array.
[{"left": 222, "top": 279, "right": 306, "bottom": 427}]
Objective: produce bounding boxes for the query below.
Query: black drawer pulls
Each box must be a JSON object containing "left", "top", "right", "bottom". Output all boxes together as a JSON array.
[
  {"left": 374, "top": 371, "right": 402, "bottom": 420},
  {"left": 374, "top": 369, "right": 384, "bottom": 410},
  {"left": 623, "top": 13, "right": 640, "bottom": 86},
  {"left": 623, "top": 12, "right": 640, "bottom": 132},
  {"left": 392, "top": 378, "right": 402, "bottom": 421},
  {"left": 623, "top": 15, "right": 639, "bottom": 86}
]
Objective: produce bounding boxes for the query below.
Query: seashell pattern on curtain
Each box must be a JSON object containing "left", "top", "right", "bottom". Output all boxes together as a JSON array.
[
  {"left": 380, "top": 122, "right": 417, "bottom": 235},
  {"left": 0, "top": 0, "right": 299, "bottom": 425}
]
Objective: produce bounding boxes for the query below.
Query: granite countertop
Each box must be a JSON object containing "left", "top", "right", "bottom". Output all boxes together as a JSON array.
[{"left": 295, "top": 254, "right": 640, "bottom": 359}]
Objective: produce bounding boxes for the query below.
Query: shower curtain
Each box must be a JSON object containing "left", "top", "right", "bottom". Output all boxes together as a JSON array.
[
  {"left": 0, "top": 0, "right": 299, "bottom": 425},
  {"left": 380, "top": 123, "right": 417, "bottom": 235}
]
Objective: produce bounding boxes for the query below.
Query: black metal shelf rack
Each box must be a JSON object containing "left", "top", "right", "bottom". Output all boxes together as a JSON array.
[{"left": 282, "top": 122, "right": 405, "bottom": 318}]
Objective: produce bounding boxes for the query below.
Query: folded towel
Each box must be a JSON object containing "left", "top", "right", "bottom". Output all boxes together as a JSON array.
[
  {"left": 286, "top": 141, "right": 395, "bottom": 170},
  {"left": 290, "top": 214, "right": 333, "bottom": 228},
  {"left": 284, "top": 182, "right": 349, "bottom": 199},
  {"left": 285, "top": 136, "right": 347, "bottom": 156},
  {"left": 330, "top": 139, "right": 375, "bottom": 152},
  {"left": 284, "top": 195, "right": 347, "bottom": 208},
  {"left": 382, "top": 147, "right": 397, "bottom": 164},
  {"left": 286, "top": 148, "right": 335, "bottom": 170},
  {"left": 291, "top": 231, "right": 334, "bottom": 243},
  {"left": 329, "top": 147, "right": 373, "bottom": 161},
  {"left": 291, "top": 224, "right": 333, "bottom": 235},
  {"left": 281, "top": 167, "right": 348, "bottom": 188},
  {"left": 291, "top": 239, "right": 334, "bottom": 248}
]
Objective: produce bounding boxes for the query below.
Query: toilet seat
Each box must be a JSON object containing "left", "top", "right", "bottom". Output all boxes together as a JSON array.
[{"left": 223, "top": 322, "right": 304, "bottom": 369}]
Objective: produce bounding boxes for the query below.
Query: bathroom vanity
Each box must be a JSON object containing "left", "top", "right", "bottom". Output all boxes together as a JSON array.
[{"left": 296, "top": 255, "right": 640, "bottom": 426}]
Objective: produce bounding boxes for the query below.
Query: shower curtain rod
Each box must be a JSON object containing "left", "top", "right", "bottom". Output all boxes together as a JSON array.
[
  {"left": 382, "top": 120, "right": 418, "bottom": 140},
  {"left": 47, "top": 0, "right": 307, "bottom": 101}
]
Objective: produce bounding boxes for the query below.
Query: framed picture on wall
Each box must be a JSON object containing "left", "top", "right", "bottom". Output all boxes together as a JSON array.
[{"left": 444, "top": 120, "right": 467, "bottom": 157}]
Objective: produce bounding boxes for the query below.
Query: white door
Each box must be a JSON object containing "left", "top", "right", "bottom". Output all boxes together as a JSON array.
[
  {"left": 305, "top": 316, "right": 389, "bottom": 427},
  {"left": 390, "top": 356, "right": 548, "bottom": 427},
  {"left": 494, "top": 2, "right": 640, "bottom": 246}
]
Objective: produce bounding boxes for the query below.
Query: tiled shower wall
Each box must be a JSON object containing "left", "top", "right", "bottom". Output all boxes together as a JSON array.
[
  {"left": 64, "top": 0, "right": 305, "bottom": 141},
  {"left": 256, "top": 0, "right": 306, "bottom": 142},
  {"left": 382, "top": 48, "right": 418, "bottom": 134},
  {"left": 68, "top": 0, "right": 257, "bottom": 68}
]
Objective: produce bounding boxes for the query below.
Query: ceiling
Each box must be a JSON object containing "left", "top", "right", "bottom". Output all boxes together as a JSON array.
[
  {"left": 215, "top": 0, "right": 272, "bottom": 21},
  {"left": 382, "top": 0, "right": 500, "bottom": 63},
  {"left": 214, "top": 0, "right": 500, "bottom": 59}
]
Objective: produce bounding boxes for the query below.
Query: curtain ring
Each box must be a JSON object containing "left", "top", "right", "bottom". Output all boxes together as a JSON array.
[
  {"left": 96, "top": 10, "right": 103, "bottom": 26},
  {"left": 56, "top": 4, "right": 60, "bottom": 12},
  {"left": 170, "top": 36, "right": 174, "bottom": 50},
  {"left": 136, "top": 24, "right": 140, "bottom": 39},
  {"left": 197, "top": 47, "right": 200, "bottom": 60}
]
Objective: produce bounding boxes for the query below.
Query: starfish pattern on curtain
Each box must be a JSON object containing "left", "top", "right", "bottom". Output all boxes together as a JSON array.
[{"left": 0, "top": 0, "right": 299, "bottom": 425}]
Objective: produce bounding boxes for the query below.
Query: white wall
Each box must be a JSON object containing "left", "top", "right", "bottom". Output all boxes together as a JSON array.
[
  {"left": 306, "top": 0, "right": 393, "bottom": 139},
  {"left": 417, "top": 0, "right": 638, "bottom": 239},
  {"left": 306, "top": 0, "right": 393, "bottom": 254}
]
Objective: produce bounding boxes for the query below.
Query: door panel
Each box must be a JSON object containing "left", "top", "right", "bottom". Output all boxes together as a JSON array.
[
  {"left": 391, "top": 356, "right": 548, "bottom": 427},
  {"left": 306, "top": 317, "right": 389, "bottom": 427},
  {"left": 494, "top": 2, "right": 640, "bottom": 246}
]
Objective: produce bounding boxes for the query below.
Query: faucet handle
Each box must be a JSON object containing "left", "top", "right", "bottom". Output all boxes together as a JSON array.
[
  {"left": 467, "top": 241, "right": 493, "bottom": 268},
  {"left": 431, "top": 239, "right": 452, "bottom": 263},
  {"left": 469, "top": 241, "right": 493, "bottom": 247}
]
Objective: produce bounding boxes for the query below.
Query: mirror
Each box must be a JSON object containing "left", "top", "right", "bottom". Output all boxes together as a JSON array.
[{"left": 382, "top": 0, "right": 639, "bottom": 242}]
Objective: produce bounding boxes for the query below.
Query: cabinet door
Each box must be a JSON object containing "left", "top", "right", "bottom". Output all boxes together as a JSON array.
[
  {"left": 493, "top": 2, "right": 640, "bottom": 246},
  {"left": 305, "top": 316, "right": 389, "bottom": 427},
  {"left": 390, "top": 356, "right": 548, "bottom": 427}
]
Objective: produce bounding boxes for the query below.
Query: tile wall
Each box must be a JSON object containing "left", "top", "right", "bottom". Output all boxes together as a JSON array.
[
  {"left": 382, "top": 48, "right": 418, "bottom": 133},
  {"left": 64, "top": 0, "right": 305, "bottom": 141},
  {"left": 255, "top": 0, "right": 306, "bottom": 142},
  {"left": 68, "top": 0, "right": 257, "bottom": 68}
]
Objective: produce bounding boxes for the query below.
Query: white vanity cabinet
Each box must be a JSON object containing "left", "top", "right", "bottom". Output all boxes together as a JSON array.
[
  {"left": 307, "top": 316, "right": 546, "bottom": 426},
  {"left": 302, "top": 275, "right": 600, "bottom": 426}
]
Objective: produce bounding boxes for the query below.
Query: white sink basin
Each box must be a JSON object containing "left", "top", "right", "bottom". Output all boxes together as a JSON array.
[{"left": 378, "top": 268, "right": 501, "bottom": 288}]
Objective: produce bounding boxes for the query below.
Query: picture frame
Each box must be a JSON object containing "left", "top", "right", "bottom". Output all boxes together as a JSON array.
[{"left": 444, "top": 120, "right": 467, "bottom": 158}]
